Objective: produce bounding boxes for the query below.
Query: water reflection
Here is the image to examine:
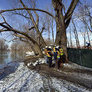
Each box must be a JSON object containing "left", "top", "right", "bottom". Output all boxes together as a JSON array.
[{"left": 0, "top": 51, "right": 25, "bottom": 64}]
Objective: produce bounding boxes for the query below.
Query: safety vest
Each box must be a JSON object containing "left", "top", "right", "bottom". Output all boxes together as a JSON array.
[
  {"left": 44, "top": 48, "right": 48, "bottom": 55},
  {"left": 47, "top": 51, "right": 51, "bottom": 57},
  {"left": 59, "top": 48, "right": 63, "bottom": 56},
  {"left": 57, "top": 51, "right": 60, "bottom": 59},
  {"left": 53, "top": 47, "right": 56, "bottom": 52}
]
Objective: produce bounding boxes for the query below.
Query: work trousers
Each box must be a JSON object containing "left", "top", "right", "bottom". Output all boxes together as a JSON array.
[{"left": 48, "top": 57, "right": 52, "bottom": 68}]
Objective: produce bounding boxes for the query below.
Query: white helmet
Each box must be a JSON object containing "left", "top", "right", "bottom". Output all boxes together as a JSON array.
[
  {"left": 49, "top": 46, "right": 52, "bottom": 49},
  {"left": 56, "top": 46, "right": 59, "bottom": 48},
  {"left": 45, "top": 46, "right": 48, "bottom": 48}
]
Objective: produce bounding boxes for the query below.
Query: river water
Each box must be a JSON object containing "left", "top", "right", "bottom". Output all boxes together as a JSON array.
[{"left": 0, "top": 51, "right": 25, "bottom": 64}]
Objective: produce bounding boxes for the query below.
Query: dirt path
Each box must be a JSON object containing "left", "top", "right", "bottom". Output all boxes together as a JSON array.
[{"left": 23, "top": 57, "right": 92, "bottom": 89}]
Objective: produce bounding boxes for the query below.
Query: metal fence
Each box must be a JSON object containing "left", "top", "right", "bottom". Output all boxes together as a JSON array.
[{"left": 67, "top": 48, "right": 92, "bottom": 68}]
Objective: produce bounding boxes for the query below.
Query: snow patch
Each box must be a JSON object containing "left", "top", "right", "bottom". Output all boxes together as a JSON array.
[
  {"left": 0, "top": 61, "right": 92, "bottom": 92},
  {"left": 27, "top": 58, "right": 46, "bottom": 67},
  {"left": 26, "top": 51, "right": 35, "bottom": 56}
]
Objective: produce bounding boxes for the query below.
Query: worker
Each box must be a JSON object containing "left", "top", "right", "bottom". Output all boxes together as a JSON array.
[
  {"left": 53, "top": 46, "right": 58, "bottom": 61},
  {"left": 53, "top": 46, "right": 57, "bottom": 67},
  {"left": 59, "top": 47, "right": 64, "bottom": 67},
  {"left": 86, "top": 42, "right": 91, "bottom": 49},
  {"left": 57, "top": 47, "right": 61, "bottom": 69},
  {"left": 47, "top": 46, "right": 53, "bottom": 68}
]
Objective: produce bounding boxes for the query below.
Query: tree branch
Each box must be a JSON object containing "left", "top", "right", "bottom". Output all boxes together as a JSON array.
[
  {"left": 0, "top": 14, "right": 13, "bottom": 28},
  {"left": 12, "top": 12, "right": 30, "bottom": 19},
  {"left": 0, "top": 8, "right": 55, "bottom": 18},
  {"left": 29, "top": 26, "right": 35, "bottom": 30},
  {"left": 0, "top": 23, "right": 37, "bottom": 44},
  {"left": 65, "top": 17, "right": 71, "bottom": 28},
  {"left": 19, "top": 0, "right": 46, "bottom": 47},
  {"left": 41, "top": 27, "right": 45, "bottom": 34},
  {"left": 65, "top": 0, "right": 79, "bottom": 21}
]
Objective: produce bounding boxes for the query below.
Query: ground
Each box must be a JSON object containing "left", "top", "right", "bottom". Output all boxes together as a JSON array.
[{"left": 0, "top": 58, "right": 92, "bottom": 92}]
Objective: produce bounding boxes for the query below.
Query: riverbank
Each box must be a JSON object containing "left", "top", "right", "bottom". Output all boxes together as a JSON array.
[
  {"left": 0, "top": 60, "right": 92, "bottom": 92},
  {"left": 0, "top": 61, "right": 19, "bottom": 80}
]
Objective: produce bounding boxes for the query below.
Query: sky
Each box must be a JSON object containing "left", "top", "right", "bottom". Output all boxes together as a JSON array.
[{"left": 0, "top": 0, "right": 92, "bottom": 47}]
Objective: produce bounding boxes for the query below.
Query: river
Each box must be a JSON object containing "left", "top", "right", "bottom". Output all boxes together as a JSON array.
[{"left": 0, "top": 51, "right": 25, "bottom": 64}]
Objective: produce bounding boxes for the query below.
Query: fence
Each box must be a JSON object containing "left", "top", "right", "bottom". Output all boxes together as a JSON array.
[{"left": 67, "top": 48, "right": 92, "bottom": 68}]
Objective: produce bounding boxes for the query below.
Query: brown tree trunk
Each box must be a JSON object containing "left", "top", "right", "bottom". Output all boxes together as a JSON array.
[
  {"left": 52, "top": 0, "right": 68, "bottom": 62},
  {"left": 33, "top": 42, "right": 43, "bottom": 56},
  {"left": 55, "top": 19, "right": 67, "bottom": 59}
]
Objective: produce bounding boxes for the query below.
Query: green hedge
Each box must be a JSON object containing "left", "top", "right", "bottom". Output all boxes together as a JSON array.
[{"left": 67, "top": 48, "right": 92, "bottom": 68}]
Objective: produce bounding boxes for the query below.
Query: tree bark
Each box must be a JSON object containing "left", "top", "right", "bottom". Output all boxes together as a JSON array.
[{"left": 52, "top": 0, "right": 68, "bottom": 62}]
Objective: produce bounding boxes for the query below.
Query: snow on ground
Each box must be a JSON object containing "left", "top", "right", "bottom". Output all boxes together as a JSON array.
[
  {"left": 0, "top": 60, "right": 92, "bottom": 92},
  {"left": 63, "top": 63, "right": 92, "bottom": 80},
  {"left": 63, "top": 63, "right": 92, "bottom": 70},
  {"left": 26, "top": 51, "right": 35, "bottom": 56}
]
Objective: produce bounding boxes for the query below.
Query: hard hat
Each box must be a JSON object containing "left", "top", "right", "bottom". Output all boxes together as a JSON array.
[
  {"left": 49, "top": 46, "right": 52, "bottom": 48},
  {"left": 56, "top": 46, "right": 59, "bottom": 48},
  {"left": 45, "top": 46, "right": 48, "bottom": 48}
]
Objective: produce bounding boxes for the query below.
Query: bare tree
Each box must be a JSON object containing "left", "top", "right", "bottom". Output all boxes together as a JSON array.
[
  {"left": 72, "top": 19, "right": 80, "bottom": 48},
  {"left": 0, "top": 0, "right": 79, "bottom": 61},
  {"left": 52, "top": 0, "right": 79, "bottom": 61},
  {"left": 69, "top": 27, "right": 73, "bottom": 48},
  {"left": 83, "top": 19, "right": 91, "bottom": 44},
  {"left": 80, "top": 29, "right": 86, "bottom": 47},
  {"left": 0, "top": 39, "right": 8, "bottom": 51}
]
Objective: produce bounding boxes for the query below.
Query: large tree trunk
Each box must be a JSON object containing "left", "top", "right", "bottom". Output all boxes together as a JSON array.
[
  {"left": 52, "top": 0, "right": 68, "bottom": 62},
  {"left": 55, "top": 20, "right": 68, "bottom": 62},
  {"left": 33, "top": 42, "right": 43, "bottom": 56}
]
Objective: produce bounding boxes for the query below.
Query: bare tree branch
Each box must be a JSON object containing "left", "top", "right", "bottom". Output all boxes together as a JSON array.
[
  {"left": 0, "top": 23, "right": 37, "bottom": 44},
  {"left": 0, "top": 14, "right": 13, "bottom": 28},
  {"left": 12, "top": 12, "right": 30, "bottom": 19},
  {"left": 19, "top": 0, "right": 46, "bottom": 46},
  {"left": 29, "top": 26, "right": 35, "bottom": 30},
  {"left": 41, "top": 27, "right": 45, "bottom": 34},
  {"left": 65, "top": 0, "right": 79, "bottom": 21},
  {"left": 0, "top": 8, "right": 55, "bottom": 18}
]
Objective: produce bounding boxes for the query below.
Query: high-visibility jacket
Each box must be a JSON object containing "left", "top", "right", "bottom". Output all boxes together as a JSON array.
[
  {"left": 44, "top": 48, "right": 48, "bottom": 55},
  {"left": 53, "top": 47, "right": 56, "bottom": 52},
  {"left": 57, "top": 51, "right": 60, "bottom": 59},
  {"left": 59, "top": 48, "right": 63, "bottom": 56},
  {"left": 47, "top": 51, "right": 52, "bottom": 57}
]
